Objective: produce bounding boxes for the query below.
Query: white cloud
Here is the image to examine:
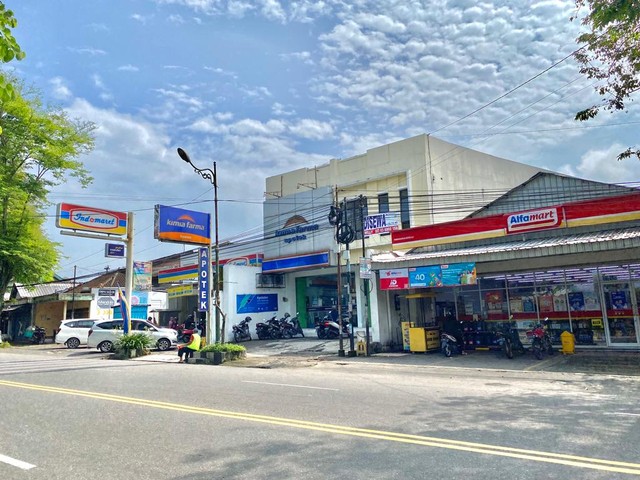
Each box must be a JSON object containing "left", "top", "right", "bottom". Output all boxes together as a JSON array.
[
  {"left": 167, "top": 14, "right": 185, "bottom": 24},
  {"left": 117, "top": 64, "right": 140, "bottom": 72},
  {"left": 561, "top": 144, "right": 639, "bottom": 184},
  {"left": 50, "top": 77, "right": 72, "bottom": 100},
  {"left": 67, "top": 47, "right": 107, "bottom": 56}
]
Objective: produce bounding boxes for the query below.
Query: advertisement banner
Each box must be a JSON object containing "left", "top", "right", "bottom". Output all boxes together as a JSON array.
[
  {"left": 236, "top": 294, "right": 278, "bottom": 314},
  {"left": 364, "top": 212, "right": 400, "bottom": 235},
  {"left": 154, "top": 204, "right": 211, "bottom": 245},
  {"left": 57, "top": 203, "right": 128, "bottom": 236},
  {"left": 440, "top": 263, "right": 476, "bottom": 286},
  {"left": 133, "top": 261, "right": 152, "bottom": 291},
  {"left": 409, "top": 266, "right": 442, "bottom": 288},
  {"left": 379, "top": 269, "right": 409, "bottom": 290}
]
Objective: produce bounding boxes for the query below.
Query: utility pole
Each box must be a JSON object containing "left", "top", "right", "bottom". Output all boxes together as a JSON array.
[
  {"left": 71, "top": 265, "right": 76, "bottom": 319},
  {"left": 360, "top": 195, "right": 371, "bottom": 356}
]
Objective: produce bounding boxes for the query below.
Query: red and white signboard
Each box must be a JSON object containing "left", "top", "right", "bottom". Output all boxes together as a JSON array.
[
  {"left": 506, "top": 207, "right": 562, "bottom": 233},
  {"left": 393, "top": 192, "right": 640, "bottom": 250},
  {"left": 379, "top": 268, "right": 409, "bottom": 290}
]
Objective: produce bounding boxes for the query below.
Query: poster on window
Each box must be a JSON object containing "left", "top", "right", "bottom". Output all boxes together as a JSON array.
[
  {"left": 611, "top": 291, "right": 629, "bottom": 310},
  {"left": 568, "top": 292, "right": 585, "bottom": 311}
]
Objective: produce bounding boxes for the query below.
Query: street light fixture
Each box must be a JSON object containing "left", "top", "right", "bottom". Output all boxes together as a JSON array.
[{"left": 177, "top": 147, "right": 220, "bottom": 344}]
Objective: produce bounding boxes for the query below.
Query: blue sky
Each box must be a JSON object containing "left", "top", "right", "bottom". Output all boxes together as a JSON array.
[{"left": 7, "top": 0, "right": 640, "bottom": 280}]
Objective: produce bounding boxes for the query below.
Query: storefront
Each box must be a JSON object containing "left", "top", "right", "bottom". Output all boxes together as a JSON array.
[{"left": 373, "top": 179, "right": 640, "bottom": 350}]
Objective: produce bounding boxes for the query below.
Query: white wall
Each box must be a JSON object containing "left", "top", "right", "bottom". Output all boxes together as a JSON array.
[{"left": 222, "top": 264, "right": 295, "bottom": 341}]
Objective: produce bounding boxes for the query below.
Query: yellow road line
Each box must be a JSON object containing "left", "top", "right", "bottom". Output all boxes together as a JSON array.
[{"left": 1, "top": 379, "right": 639, "bottom": 475}]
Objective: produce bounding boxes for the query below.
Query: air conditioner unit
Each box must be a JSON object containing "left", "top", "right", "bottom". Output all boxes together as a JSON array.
[{"left": 256, "top": 273, "right": 285, "bottom": 288}]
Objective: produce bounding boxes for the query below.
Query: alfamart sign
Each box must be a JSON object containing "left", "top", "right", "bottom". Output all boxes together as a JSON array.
[
  {"left": 506, "top": 207, "right": 561, "bottom": 233},
  {"left": 56, "top": 203, "right": 128, "bottom": 236},
  {"left": 393, "top": 193, "right": 640, "bottom": 250}
]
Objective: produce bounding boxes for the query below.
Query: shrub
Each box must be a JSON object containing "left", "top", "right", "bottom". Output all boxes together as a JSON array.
[
  {"left": 115, "top": 333, "right": 154, "bottom": 355},
  {"left": 0, "top": 341, "right": 11, "bottom": 348},
  {"left": 200, "top": 342, "right": 246, "bottom": 354}
]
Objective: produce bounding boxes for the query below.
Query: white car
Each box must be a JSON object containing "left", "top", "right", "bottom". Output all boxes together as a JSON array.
[
  {"left": 55, "top": 319, "right": 99, "bottom": 348},
  {"left": 87, "top": 319, "right": 178, "bottom": 353}
]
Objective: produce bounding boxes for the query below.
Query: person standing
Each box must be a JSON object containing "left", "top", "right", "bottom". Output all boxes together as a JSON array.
[{"left": 178, "top": 331, "right": 201, "bottom": 363}]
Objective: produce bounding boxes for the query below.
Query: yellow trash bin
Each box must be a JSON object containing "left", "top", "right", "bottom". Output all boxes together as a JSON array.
[{"left": 560, "top": 331, "right": 575, "bottom": 355}]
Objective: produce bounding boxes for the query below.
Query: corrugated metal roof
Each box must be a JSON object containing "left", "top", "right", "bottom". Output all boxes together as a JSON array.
[
  {"left": 372, "top": 228, "right": 640, "bottom": 267},
  {"left": 15, "top": 283, "right": 75, "bottom": 299}
]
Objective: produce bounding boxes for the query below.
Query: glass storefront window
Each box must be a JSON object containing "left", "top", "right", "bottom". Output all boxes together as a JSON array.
[{"left": 603, "top": 281, "right": 637, "bottom": 344}]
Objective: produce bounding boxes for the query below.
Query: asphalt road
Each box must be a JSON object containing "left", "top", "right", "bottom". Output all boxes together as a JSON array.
[{"left": 1, "top": 347, "right": 639, "bottom": 479}]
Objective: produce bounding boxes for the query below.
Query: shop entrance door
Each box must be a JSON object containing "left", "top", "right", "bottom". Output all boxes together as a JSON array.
[{"left": 603, "top": 282, "right": 639, "bottom": 346}]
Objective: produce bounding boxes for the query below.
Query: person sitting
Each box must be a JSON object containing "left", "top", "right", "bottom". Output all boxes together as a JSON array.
[{"left": 178, "top": 330, "right": 201, "bottom": 363}]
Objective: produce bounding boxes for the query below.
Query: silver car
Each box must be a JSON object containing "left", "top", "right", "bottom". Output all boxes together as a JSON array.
[{"left": 87, "top": 319, "right": 178, "bottom": 353}]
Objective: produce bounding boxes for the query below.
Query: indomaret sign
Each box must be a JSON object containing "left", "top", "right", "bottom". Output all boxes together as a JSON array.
[{"left": 56, "top": 203, "right": 128, "bottom": 236}]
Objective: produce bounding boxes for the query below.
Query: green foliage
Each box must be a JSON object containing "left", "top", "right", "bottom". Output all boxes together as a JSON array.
[
  {"left": 0, "top": 77, "right": 95, "bottom": 304},
  {"left": 0, "top": 340, "right": 11, "bottom": 348},
  {"left": 0, "top": 2, "right": 25, "bottom": 119},
  {"left": 115, "top": 333, "right": 154, "bottom": 354},
  {"left": 572, "top": 0, "right": 640, "bottom": 160},
  {"left": 200, "top": 342, "right": 246, "bottom": 353}
]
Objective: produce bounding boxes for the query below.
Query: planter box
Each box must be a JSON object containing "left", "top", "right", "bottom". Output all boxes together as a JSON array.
[{"left": 212, "top": 351, "right": 226, "bottom": 365}]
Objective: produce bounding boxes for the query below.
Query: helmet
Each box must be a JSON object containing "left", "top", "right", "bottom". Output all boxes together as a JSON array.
[
  {"left": 244, "top": 316, "right": 252, "bottom": 322},
  {"left": 284, "top": 312, "right": 291, "bottom": 318}
]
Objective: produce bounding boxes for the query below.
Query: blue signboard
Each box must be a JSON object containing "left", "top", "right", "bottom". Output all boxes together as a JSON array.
[
  {"left": 262, "top": 252, "right": 329, "bottom": 273},
  {"left": 198, "top": 247, "right": 209, "bottom": 312},
  {"left": 409, "top": 266, "right": 442, "bottom": 287},
  {"left": 105, "top": 243, "right": 125, "bottom": 258},
  {"left": 154, "top": 205, "right": 211, "bottom": 245},
  {"left": 236, "top": 294, "right": 278, "bottom": 314},
  {"left": 409, "top": 262, "right": 477, "bottom": 288}
]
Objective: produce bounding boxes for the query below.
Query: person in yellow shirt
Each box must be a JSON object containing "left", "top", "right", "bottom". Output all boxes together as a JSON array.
[{"left": 177, "top": 331, "right": 201, "bottom": 363}]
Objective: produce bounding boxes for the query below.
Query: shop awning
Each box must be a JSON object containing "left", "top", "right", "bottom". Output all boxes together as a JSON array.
[{"left": 372, "top": 227, "right": 640, "bottom": 271}]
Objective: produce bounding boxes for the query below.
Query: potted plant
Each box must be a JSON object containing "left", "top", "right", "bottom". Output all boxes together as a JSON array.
[
  {"left": 114, "top": 333, "right": 154, "bottom": 359},
  {"left": 199, "top": 342, "right": 247, "bottom": 364}
]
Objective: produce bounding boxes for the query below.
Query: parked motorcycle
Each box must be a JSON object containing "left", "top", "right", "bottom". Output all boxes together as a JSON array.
[
  {"left": 280, "top": 313, "right": 304, "bottom": 338},
  {"left": 527, "top": 318, "right": 554, "bottom": 360},
  {"left": 315, "top": 314, "right": 349, "bottom": 339},
  {"left": 232, "top": 316, "right": 252, "bottom": 343},
  {"left": 495, "top": 318, "right": 525, "bottom": 359},
  {"left": 255, "top": 313, "right": 280, "bottom": 340},
  {"left": 29, "top": 325, "right": 46, "bottom": 344},
  {"left": 440, "top": 331, "right": 463, "bottom": 357}
]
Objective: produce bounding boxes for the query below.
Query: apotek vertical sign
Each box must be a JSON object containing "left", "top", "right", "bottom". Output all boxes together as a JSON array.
[{"left": 198, "top": 247, "right": 210, "bottom": 312}]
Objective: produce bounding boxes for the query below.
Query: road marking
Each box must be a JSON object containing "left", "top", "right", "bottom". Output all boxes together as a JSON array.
[
  {"left": 1, "top": 379, "right": 640, "bottom": 475},
  {"left": 0, "top": 453, "right": 36, "bottom": 470},
  {"left": 242, "top": 380, "right": 339, "bottom": 391},
  {"left": 606, "top": 412, "right": 640, "bottom": 417},
  {"left": 523, "top": 355, "right": 563, "bottom": 371}
]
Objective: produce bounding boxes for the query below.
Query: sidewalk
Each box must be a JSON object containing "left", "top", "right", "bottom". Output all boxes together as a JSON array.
[{"left": 5, "top": 337, "right": 639, "bottom": 376}]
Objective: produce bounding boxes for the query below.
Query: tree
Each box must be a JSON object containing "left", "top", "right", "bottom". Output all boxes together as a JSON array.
[
  {"left": 0, "top": 79, "right": 95, "bottom": 309},
  {"left": 572, "top": 0, "right": 640, "bottom": 160},
  {"left": 0, "top": 2, "right": 25, "bottom": 134}
]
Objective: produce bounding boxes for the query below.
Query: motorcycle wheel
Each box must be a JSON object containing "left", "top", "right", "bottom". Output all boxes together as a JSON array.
[
  {"left": 503, "top": 338, "right": 514, "bottom": 359},
  {"left": 300, "top": 329, "right": 305, "bottom": 338},
  {"left": 317, "top": 330, "right": 326, "bottom": 339},
  {"left": 282, "top": 329, "right": 293, "bottom": 339},
  {"left": 233, "top": 332, "right": 240, "bottom": 343},
  {"left": 547, "top": 343, "right": 555, "bottom": 355},
  {"left": 442, "top": 343, "right": 452, "bottom": 357},
  {"left": 532, "top": 341, "right": 543, "bottom": 360}
]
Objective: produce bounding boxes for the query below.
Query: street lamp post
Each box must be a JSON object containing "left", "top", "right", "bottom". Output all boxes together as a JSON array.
[{"left": 177, "top": 148, "right": 220, "bottom": 344}]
